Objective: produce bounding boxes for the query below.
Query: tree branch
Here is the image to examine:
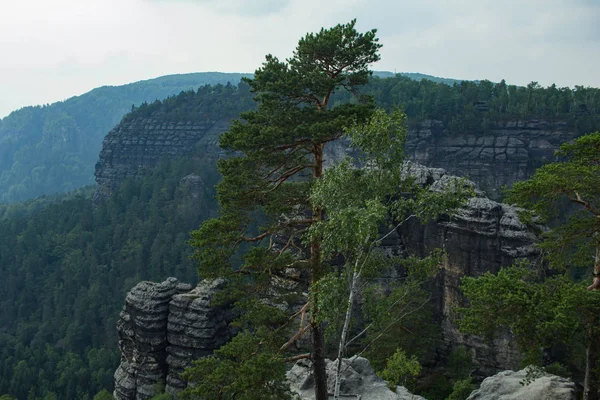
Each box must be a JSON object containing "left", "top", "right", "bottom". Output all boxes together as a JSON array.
[{"left": 284, "top": 353, "right": 312, "bottom": 363}]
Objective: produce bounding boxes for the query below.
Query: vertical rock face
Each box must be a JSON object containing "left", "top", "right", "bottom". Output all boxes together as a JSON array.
[
  {"left": 405, "top": 119, "right": 578, "bottom": 199},
  {"left": 94, "top": 114, "right": 580, "bottom": 204},
  {"left": 94, "top": 117, "right": 230, "bottom": 202},
  {"left": 398, "top": 163, "right": 542, "bottom": 376},
  {"left": 165, "top": 279, "right": 234, "bottom": 394},
  {"left": 113, "top": 278, "right": 234, "bottom": 400}
]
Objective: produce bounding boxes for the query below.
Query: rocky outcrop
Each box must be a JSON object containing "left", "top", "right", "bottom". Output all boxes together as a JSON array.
[
  {"left": 179, "top": 174, "right": 204, "bottom": 199},
  {"left": 94, "top": 114, "right": 579, "bottom": 204},
  {"left": 113, "top": 278, "right": 234, "bottom": 400},
  {"left": 466, "top": 368, "right": 578, "bottom": 400},
  {"left": 113, "top": 165, "right": 542, "bottom": 396},
  {"left": 398, "top": 163, "right": 542, "bottom": 377},
  {"left": 406, "top": 119, "right": 578, "bottom": 199},
  {"left": 288, "top": 356, "right": 426, "bottom": 400},
  {"left": 94, "top": 117, "right": 230, "bottom": 202}
]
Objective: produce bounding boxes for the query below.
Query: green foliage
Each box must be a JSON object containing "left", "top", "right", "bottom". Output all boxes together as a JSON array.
[
  {"left": 417, "top": 374, "right": 454, "bottom": 400},
  {"left": 0, "top": 156, "right": 216, "bottom": 399},
  {"left": 181, "top": 332, "right": 293, "bottom": 400},
  {"left": 188, "top": 20, "right": 385, "bottom": 397},
  {"left": 445, "top": 377, "right": 475, "bottom": 400},
  {"left": 150, "top": 394, "right": 172, "bottom": 400},
  {"left": 459, "top": 264, "right": 600, "bottom": 372},
  {"left": 505, "top": 132, "right": 600, "bottom": 272},
  {"left": 93, "top": 389, "right": 114, "bottom": 400},
  {"left": 0, "top": 72, "right": 250, "bottom": 203},
  {"left": 380, "top": 348, "right": 422, "bottom": 387},
  {"left": 544, "top": 362, "right": 572, "bottom": 378},
  {"left": 446, "top": 346, "right": 473, "bottom": 381}
]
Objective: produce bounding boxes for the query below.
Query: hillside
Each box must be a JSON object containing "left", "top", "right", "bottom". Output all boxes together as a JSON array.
[
  {"left": 96, "top": 75, "right": 600, "bottom": 201},
  {"left": 1, "top": 75, "right": 600, "bottom": 399},
  {"left": 0, "top": 71, "right": 470, "bottom": 205},
  {"left": 0, "top": 72, "right": 251, "bottom": 204}
]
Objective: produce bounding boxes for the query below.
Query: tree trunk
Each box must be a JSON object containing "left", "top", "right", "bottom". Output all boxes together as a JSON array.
[
  {"left": 334, "top": 268, "right": 359, "bottom": 399},
  {"left": 311, "top": 322, "right": 329, "bottom": 400},
  {"left": 584, "top": 322, "right": 600, "bottom": 400},
  {"left": 311, "top": 144, "right": 329, "bottom": 400}
]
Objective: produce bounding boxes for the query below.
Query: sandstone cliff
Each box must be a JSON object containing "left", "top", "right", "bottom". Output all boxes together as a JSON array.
[
  {"left": 113, "top": 278, "right": 235, "bottom": 400},
  {"left": 95, "top": 116, "right": 578, "bottom": 203},
  {"left": 406, "top": 119, "right": 577, "bottom": 199},
  {"left": 93, "top": 117, "right": 230, "bottom": 202},
  {"left": 398, "top": 163, "right": 541, "bottom": 377},
  {"left": 112, "top": 165, "right": 541, "bottom": 397}
]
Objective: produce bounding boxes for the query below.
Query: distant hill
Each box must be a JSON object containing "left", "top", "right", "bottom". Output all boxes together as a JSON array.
[
  {"left": 0, "top": 72, "right": 251, "bottom": 203},
  {"left": 0, "top": 70, "right": 481, "bottom": 204},
  {"left": 374, "top": 71, "right": 466, "bottom": 85}
]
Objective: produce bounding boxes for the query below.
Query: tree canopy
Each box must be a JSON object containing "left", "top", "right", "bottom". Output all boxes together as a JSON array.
[
  {"left": 460, "top": 132, "right": 600, "bottom": 400},
  {"left": 186, "top": 20, "right": 471, "bottom": 400}
]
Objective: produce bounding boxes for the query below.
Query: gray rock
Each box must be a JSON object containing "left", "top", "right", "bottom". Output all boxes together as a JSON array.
[
  {"left": 179, "top": 174, "right": 204, "bottom": 199},
  {"left": 466, "top": 368, "right": 578, "bottom": 400},
  {"left": 287, "top": 356, "right": 426, "bottom": 400},
  {"left": 113, "top": 278, "right": 234, "bottom": 400},
  {"left": 405, "top": 119, "right": 577, "bottom": 200},
  {"left": 93, "top": 117, "right": 231, "bottom": 203},
  {"left": 397, "top": 163, "right": 542, "bottom": 376}
]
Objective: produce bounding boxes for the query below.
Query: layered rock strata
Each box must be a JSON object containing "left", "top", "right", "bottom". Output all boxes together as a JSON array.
[
  {"left": 95, "top": 114, "right": 579, "bottom": 204},
  {"left": 113, "top": 278, "right": 234, "bottom": 400},
  {"left": 94, "top": 117, "right": 230, "bottom": 202},
  {"left": 405, "top": 119, "right": 578, "bottom": 199},
  {"left": 398, "top": 163, "right": 541, "bottom": 376}
]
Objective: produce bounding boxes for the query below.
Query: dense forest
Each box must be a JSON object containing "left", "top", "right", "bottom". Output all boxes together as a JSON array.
[
  {"left": 0, "top": 72, "right": 251, "bottom": 204},
  {"left": 0, "top": 157, "right": 217, "bottom": 400},
  {"left": 1, "top": 74, "right": 600, "bottom": 399},
  {"left": 130, "top": 75, "right": 600, "bottom": 135},
  {"left": 2, "top": 71, "right": 599, "bottom": 205}
]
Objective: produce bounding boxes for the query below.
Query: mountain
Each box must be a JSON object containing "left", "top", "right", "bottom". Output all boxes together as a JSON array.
[
  {"left": 374, "top": 71, "right": 466, "bottom": 85},
  {"left": 1, "top": 75, "right": 600, "bottom": 399},
  {"left": 0, "top": 70, "right": 474, "bottom": 205},
  {"left": 0, "top": 72, "right": 251, "bottom": 204}
]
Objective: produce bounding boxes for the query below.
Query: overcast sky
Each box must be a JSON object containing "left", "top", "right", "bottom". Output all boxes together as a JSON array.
[{"left": 1, "top": 0, "right": 599, "bottom": 118}]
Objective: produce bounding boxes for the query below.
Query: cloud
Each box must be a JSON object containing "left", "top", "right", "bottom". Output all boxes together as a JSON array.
[
  {"left": 147, "top": 0, "right": 292, "bottom": 16},
  {"left": 1, "top": 0, "right": 599, "bottom": 118}
]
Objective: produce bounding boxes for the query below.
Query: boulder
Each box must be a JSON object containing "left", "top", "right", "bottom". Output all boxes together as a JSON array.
[
  {"left": 287, "top": 356, "right": 426, "bottom": 400},
  {"left": 466, "top": 368, "right": 578, "bottom": 400}
]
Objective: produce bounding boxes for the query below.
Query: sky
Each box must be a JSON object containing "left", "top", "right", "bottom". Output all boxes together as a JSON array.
[{"left": 1, "top": 0, "right": 599, "bottom": 118}]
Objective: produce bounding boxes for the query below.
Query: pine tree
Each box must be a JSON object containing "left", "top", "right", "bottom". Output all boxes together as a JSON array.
[{"left": 461, "top": 132, "right": 600, "bottom": 400}]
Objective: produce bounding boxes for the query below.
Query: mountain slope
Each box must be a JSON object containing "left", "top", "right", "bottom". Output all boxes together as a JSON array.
[{"left": 0, "top": 72, "right": 251, "bottom": 203}]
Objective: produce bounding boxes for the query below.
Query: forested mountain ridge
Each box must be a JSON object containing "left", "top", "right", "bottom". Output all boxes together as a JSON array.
[
  {"left": 1, "top": 75, "right": 600, "bottom": 399},
  {"left": 0, "top": 70, "right": 459, "bottom": 205},
  {"left": 96, "top": 76, "right": 600, "bottom": 201},
  {"left": 0, "top": 72, "right": 252, "bottom": 204}
]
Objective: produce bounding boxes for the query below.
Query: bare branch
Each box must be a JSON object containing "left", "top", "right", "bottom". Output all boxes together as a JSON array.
[
  {"left": 240, "top": 232, "right": 270, "bottom": 243},
  {"left": 284, "top": 353, "right": 312, "bottom": 363},
  {"left": 279, "top": 325, "right": 310, "bottom": 353}
]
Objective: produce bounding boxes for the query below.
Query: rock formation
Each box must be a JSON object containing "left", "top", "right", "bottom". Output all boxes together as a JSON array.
[
  {"left": 113, "top": 164, "right": 543, "bottom": 396},
  {"left": 405, "top": 119, "right": 577, "bottom": 200},
  {"left": 94, "top": 117, "right": 230, "bottom": 202},
  {"left": 466, "top": 368, "right": 578, "bottom": 400},
  {"left": 94, "top": 114, "right": 579, "bottom": 204},
  {"left": 113, "top": 278, "right": 234, "bottom": 400},
  {"left": 398, "top": 163, "right": 541, "bottom": 377},
  {"left": 287, "top": 356, "right": 426, "bottom": 400}
]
